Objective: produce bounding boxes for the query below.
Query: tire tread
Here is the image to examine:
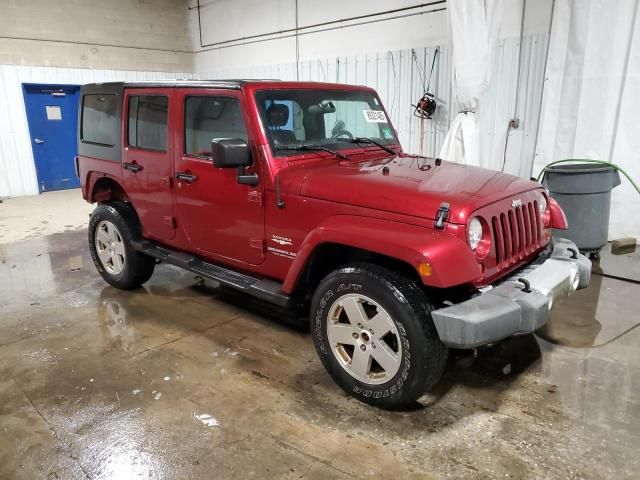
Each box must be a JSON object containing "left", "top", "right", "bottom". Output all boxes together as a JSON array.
[
  {"left": 88, "top": 202, "right": 155, "bottom": 289},
  {"left": 311, "top": 262, "right": 448, "bottom": 410}
]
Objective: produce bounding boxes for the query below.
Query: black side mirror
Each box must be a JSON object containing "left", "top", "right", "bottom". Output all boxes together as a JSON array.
[
  {"left": 211, "top": 138, "right": 251, "bottom": 168},
  {"left": 211, "top": 138, "right": 258, "bottom": 186}
]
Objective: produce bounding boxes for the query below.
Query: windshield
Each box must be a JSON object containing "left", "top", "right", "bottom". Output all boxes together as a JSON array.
[{"left": 255, "top": 89, "right": 398, "bottom": 157}]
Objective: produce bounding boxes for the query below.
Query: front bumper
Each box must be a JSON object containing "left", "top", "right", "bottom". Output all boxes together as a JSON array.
[{"left": 431, "top": 237, "right": 591, "bottom": 348}]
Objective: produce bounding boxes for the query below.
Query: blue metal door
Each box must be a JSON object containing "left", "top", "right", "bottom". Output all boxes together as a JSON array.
[{"left": 23, "top": 84, "right": 81, "bottom": 192}]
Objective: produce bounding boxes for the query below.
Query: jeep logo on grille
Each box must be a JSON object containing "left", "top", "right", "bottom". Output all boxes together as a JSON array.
[{"left": 511, "top": 198, "right": 523, "bottom": 208}]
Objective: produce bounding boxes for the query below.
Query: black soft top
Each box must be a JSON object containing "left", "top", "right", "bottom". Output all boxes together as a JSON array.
[{"left": 77, "top": 80, "right": 272, "bottom": 161}]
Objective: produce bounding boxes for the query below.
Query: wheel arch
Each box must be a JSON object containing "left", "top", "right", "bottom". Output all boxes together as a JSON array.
[
  {"left": 282, "top": 215, "right": 481, "bottom": 295},
  {"left": 292, "top": 243, "right": 423, "bottom": 297},
  {"left": 89, "top": 175, "right": 129, "bottom": 203}
]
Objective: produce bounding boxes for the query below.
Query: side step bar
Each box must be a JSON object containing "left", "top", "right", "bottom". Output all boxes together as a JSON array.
[{"left": 131, "top": 240, "right": 292, "bottom": 308}]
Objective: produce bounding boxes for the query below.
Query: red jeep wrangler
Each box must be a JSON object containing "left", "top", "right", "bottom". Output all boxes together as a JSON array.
[{"left": 77, "top": 80, "right": 591, "bottom": 410}]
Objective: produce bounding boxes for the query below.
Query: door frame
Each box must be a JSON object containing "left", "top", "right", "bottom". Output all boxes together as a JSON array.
[
  {"left": 173, "top": 87, "right": 266, "bottom": 266},
  {"left": 121, "top": 87, "right": 177, "bottom": 241},
  {"left": 22, "top": 83, "right": 81, "bottom": 193}
]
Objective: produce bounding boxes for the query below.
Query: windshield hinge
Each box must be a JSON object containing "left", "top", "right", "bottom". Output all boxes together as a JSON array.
[{"left": 434, "top": 202, "right": 450, "bottom": 229}]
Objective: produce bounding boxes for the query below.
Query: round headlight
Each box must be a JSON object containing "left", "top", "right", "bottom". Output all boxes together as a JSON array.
[
  {"left": 468, "top": 217, "right": 483, "bottom": 250},
  {"left": 538, "top": 195, "right": 548, "bottom": 215}
]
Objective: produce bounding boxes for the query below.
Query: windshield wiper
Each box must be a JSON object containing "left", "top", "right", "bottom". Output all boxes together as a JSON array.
[
  {"left": 275, "top": 144, "right": 349, "bottom": 160},
  {"left": 339, "top": 137, "right": 397, "bottom": 155}
]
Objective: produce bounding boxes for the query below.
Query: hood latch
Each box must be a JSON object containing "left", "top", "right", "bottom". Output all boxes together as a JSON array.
[{"left": 434, "top": 202, "right": 450, "bottom": 229}]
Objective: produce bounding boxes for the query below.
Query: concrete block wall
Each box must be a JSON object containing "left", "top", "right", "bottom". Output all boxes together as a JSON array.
[
  {"left": 0, "top": 0, "right": 198, "bottom": 198},
  {"left": 0, "top": 0, "right": 195, "bottom": 72}
]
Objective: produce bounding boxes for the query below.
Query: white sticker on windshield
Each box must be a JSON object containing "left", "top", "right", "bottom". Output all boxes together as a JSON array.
[{"left": 362, "top": 110, "right": 388, "bottom": 123}]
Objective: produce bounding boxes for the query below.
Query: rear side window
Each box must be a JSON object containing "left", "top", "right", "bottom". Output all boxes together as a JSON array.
[
  {"left": 184, "top": 96, "right": 247, "bottom": 157},
  {"left": 81, "top": 94, "right": 117, "bottom": 146},
  {"left": 128, "top": 95, "right": 168, "bottom": 151}
]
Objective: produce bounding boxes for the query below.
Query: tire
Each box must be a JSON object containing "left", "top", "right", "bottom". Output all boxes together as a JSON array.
[
  {"left": 88, "top": 202, "right": 155, "bottom": 290},
  {"left": 310, "top": 263, "right": 448, "bottom": 410}
]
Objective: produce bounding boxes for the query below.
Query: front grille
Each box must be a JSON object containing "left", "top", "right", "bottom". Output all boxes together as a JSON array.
[{"left": 491, "top": 201, "right": 541, "bottom": 266}]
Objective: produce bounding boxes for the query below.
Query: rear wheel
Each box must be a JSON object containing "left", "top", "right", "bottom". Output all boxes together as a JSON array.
[
  {"left": 88, "top": 202, "right": 155, "bottom": 290},
  {"left": 310, "top": 263, "right": 448, "bottom": 410}
]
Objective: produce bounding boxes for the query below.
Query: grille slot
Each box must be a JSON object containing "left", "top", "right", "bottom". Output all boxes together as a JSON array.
[
  {"left": 492, "top": 217, "right": 502, "bottom": 264},
  {"left": 491, "top": 201, "right": 541, "bottom": 266}
]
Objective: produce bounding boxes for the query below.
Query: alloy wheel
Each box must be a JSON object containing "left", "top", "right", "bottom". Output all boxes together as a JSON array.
[
  {"left": 95, "top": 220, "right": 126, "bottom": 275},
  {"left": 326, "top": 293, "right": 402, "bottom": 385}
]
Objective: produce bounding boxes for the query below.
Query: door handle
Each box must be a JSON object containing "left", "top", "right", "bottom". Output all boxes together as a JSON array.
[
  {"left": 176, "top": 172, "right": 198, "bottom": 183},
  {"left": 34, "top": 138, "right": 45, "bottom": 144},
  {"left": 123, "top": 162, "right": 143, "bottom": 173}
]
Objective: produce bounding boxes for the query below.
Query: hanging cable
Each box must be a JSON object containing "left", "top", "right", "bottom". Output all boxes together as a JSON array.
[
  {"left": 411, "top": 48, "right": 438, "bottom": 120},
  {"left": 502, "top": 122, "right": 514, "bottom": 172},
  {"left": 502, "top": 0, "right": 527, "bottom": 172},
  {"left": 295, "top": 0, "right": 300, "bottom": 80},
  {"left": 513, "top": 0, "right": 527, "bottom": 119},
  {"left": 411, "top": 49, "right": 427, "bottom": 155},
  {"left": 389, "top": 52, "right": 398, "bottom": 120},
  {"left": 412, "top": 49, "right": 427, "bottom": 91},
  {"left": 318, "top": 59, "right": 327, "bottom": 81},
  {"left": 426, "top": 47, "right": 438, "bottom": 92},
  {"left": 410, "top": 48, "right": 439, "bottom": 155}
]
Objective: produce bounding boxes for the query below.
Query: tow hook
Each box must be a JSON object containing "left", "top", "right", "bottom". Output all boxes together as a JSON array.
[
  {"left": 517, "top": 278, "right": 532, "bottom": 293},
  {"left": 434, "top": 202, "right": 450, "bottom": 229}
]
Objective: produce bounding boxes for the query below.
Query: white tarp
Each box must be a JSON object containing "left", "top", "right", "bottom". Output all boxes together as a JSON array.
[
  {"left": 440, "top": 0, "right": 502, "bottom": 166},
  {"left": 534, "top": 0, "right": 640, "bottom": 239}
]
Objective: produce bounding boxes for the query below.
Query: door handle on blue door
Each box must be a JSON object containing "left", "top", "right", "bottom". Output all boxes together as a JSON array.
[
  {"left": 34, "top": 138, "right": 45, "bottom": 144},
  {"left": 123, "top": 162, "right": 143, "bottom": 173},
  {"left": 175, "top": 172, "right": 198, "bottom": 183}
]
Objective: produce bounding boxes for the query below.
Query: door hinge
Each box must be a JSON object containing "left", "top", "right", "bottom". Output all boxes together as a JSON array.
[
  {"left": 248, "top": 190, "right": 263, "bottom": 206},
  {"left": 249, "top": 238, "right": 265, "bottom": 251},
  {"left": 164, "top": 216, "right": 177, "bottom": 229}
]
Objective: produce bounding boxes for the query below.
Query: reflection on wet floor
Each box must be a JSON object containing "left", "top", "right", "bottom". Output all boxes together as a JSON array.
[
  {"left": 1, "top": 229, "right": 639, "bottom": 479},
  {"left": 538, "top": 246, "right": 640, "bottom": 348},
  {"left": 595, "top": 241, "right": 640, "bottom": 282}
]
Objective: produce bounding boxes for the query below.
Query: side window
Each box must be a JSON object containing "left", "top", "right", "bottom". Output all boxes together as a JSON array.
[
  {"left": 127, "top": 95, "right": 168, "bottom": 151},
  {"left": 81, "top": 94, "right": 117, "bottom": 146},
  {"left": 184, "top": 96, "right": 247, "bottom": 156}
]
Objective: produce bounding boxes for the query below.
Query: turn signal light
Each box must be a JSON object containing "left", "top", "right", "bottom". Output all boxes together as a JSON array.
[
  {"left": 418, "top": 262, "right": 433, "bottom": 277},
  {"left": 548, "top": 197, "right": 568, "bottom": 230}
]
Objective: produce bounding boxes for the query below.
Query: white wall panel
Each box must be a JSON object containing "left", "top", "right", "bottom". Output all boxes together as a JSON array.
[
  {"left": 1, "top": 34, "right": 549, "bottom": 198},
  {"left": 200, "top": 35, "right": 548, "bottom": 173},
  {"left": 192, "top": 0, "right": 553, "bottom": 72},
  {"left": 480, "top": 34, "right": 549, "bottom": 176},
  {"left": 535, "top": 0, "right": 640, "bottom": 239},
  {"left": 0, "top": 65, "right": 195, "bottom": 198}
]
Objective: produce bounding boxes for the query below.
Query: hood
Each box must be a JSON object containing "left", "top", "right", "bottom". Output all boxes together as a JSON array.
[{"left": 298, "top": 155, "right": 541, "bottom": 224}]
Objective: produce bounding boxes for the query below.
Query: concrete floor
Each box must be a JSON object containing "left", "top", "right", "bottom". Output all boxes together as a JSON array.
[
  {"left": 1, "top": 190, "right": 639, "bottom": 479},
  {"left": 0, "top": 190, "right": 93, "bottom": 245}
]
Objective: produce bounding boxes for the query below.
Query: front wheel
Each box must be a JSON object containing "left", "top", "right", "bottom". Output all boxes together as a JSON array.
[
  {"left": 310, "top": 263, "right": 448, "bottom": 410},
  {"left": 88, "top": 202, "right": 155, "bottom": 290}
]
